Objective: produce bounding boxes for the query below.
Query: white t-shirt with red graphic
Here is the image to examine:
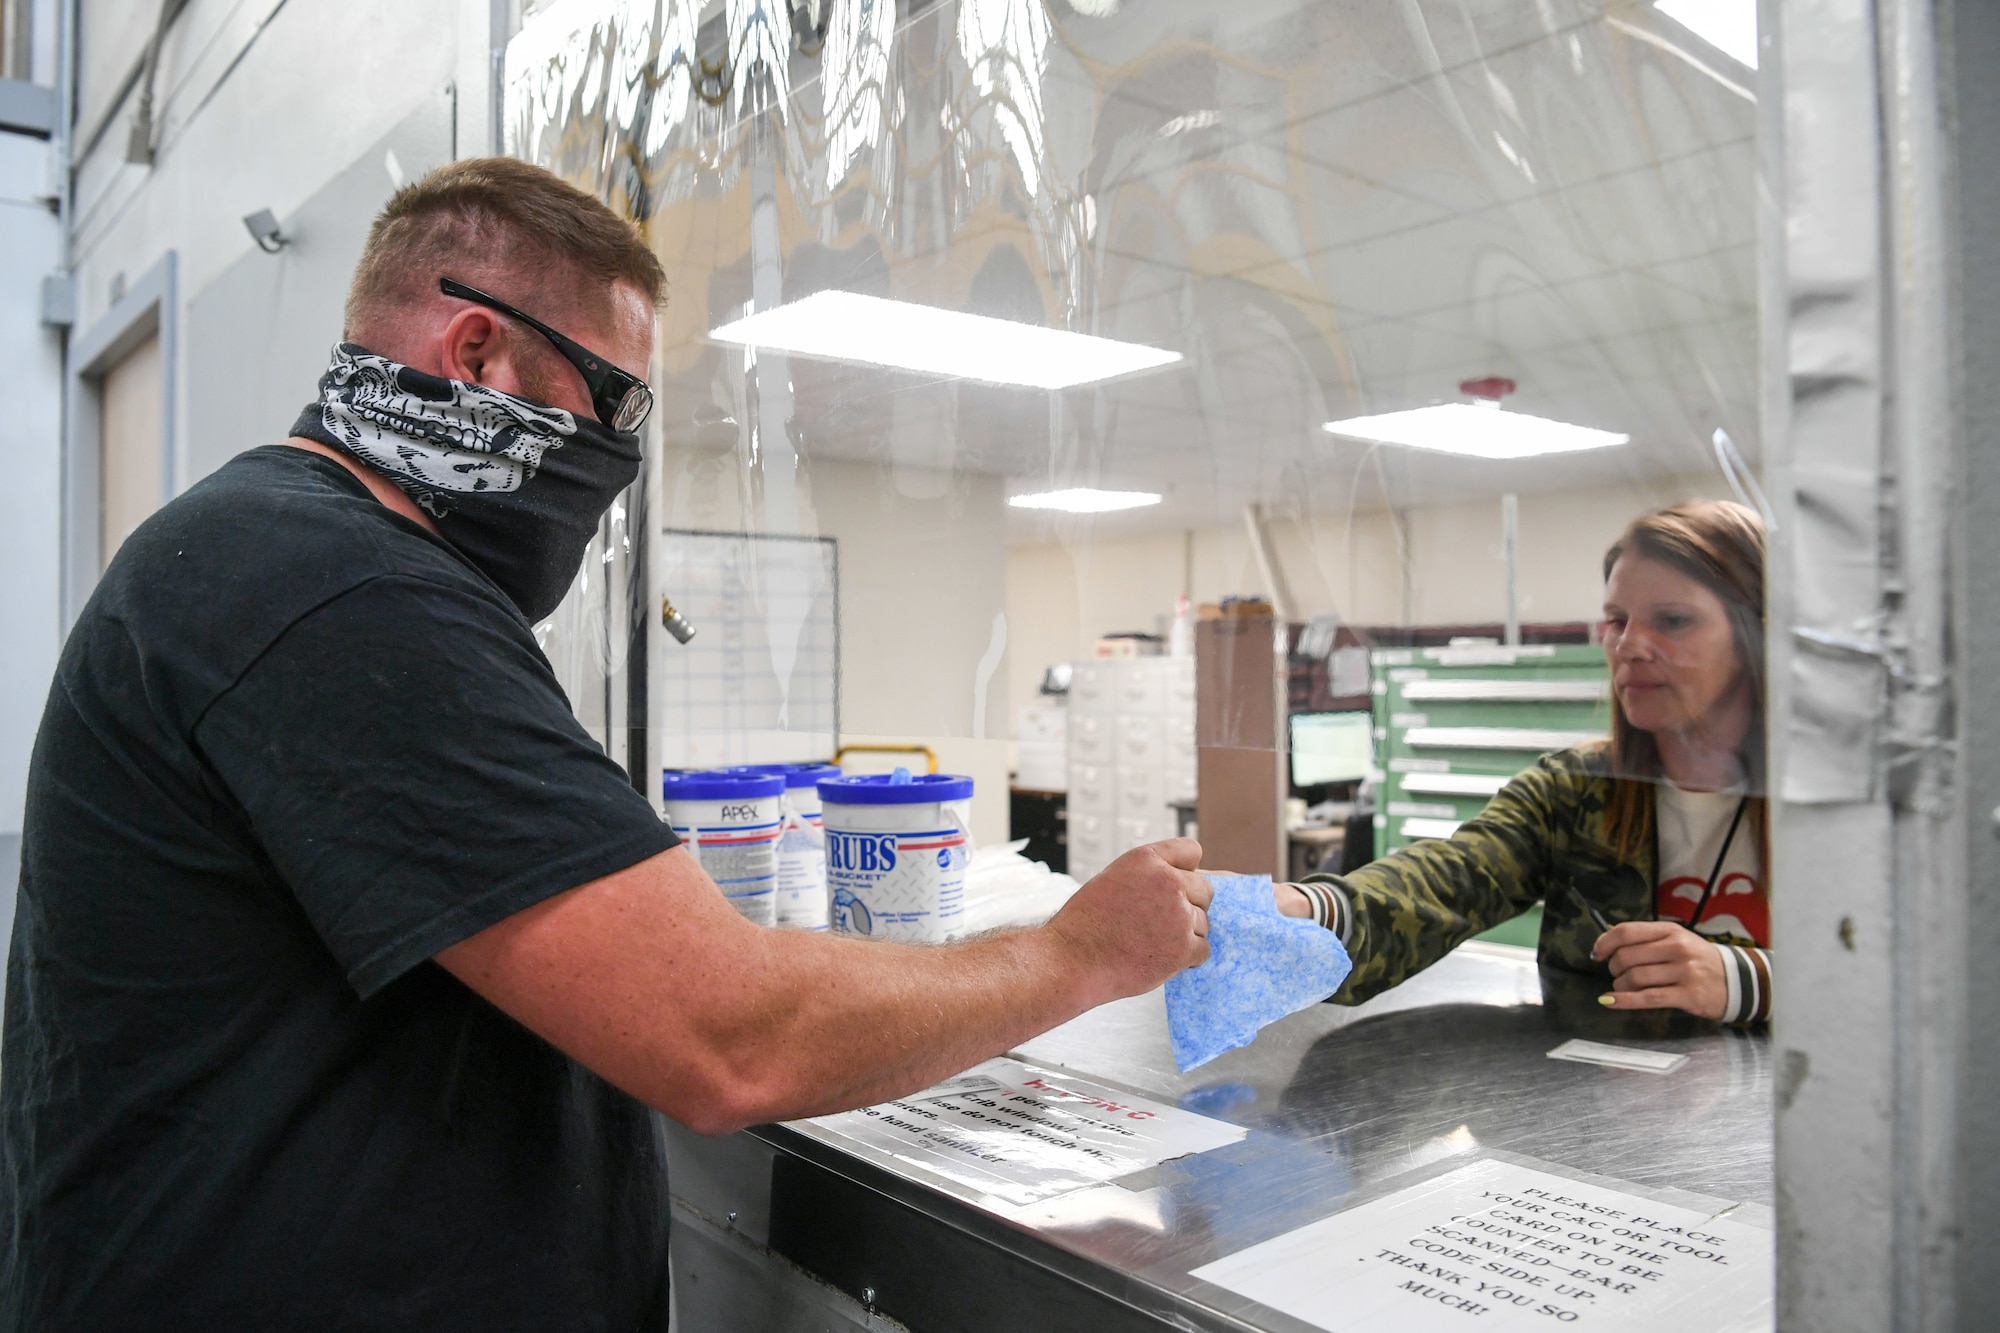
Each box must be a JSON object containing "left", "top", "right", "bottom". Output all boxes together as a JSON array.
[{"left": 1653, "top": 782, "right": 1771, "bottom": 1022}]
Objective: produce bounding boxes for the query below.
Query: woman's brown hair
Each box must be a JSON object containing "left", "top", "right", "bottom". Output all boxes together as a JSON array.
[{"left": 1599, "top": 500, "right": 1767, "bottom": 864}]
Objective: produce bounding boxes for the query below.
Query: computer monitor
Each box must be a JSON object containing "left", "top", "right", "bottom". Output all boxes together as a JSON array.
[{"left": 1289, "top": 711, "right": 1373, "bottom": 787}]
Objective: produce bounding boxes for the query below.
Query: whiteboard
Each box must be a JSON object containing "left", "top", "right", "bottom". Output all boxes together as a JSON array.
[{"left": 657, "top": 530, "right": 839, "bottom": 769}]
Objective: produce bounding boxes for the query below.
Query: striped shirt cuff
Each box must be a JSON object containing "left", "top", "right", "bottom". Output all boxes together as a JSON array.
[
  {"left": 1712, "top": 941, "right": 1772, "bottom": 1024},
  {"left": 1289, "top": 879, "right": 1354, "bottom": 948}
]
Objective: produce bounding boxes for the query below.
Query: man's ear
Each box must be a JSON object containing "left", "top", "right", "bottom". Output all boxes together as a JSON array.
[{"left": 438, "top": 307, "right": 509, "bottom": 386}]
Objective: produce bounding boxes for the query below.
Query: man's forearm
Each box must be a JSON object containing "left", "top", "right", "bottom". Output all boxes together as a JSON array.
[
  {"left": 439, "top": 842, "right": 1208, "bottom": 1137},
  {"left": 704, "top": 924, "right": 1103, "bottom": 1127},
  {"left": 441, "top": 849, "right": 1104, "bottom": 1134}
]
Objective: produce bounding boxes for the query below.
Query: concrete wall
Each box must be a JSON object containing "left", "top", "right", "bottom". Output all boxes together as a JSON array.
[{"left": 1004, "top": 474, "right": 1728, "bottom": 730}]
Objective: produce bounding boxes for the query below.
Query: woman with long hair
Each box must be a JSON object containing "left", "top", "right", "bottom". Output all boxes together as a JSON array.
[{"left": 1277, "top": 499, "right": 1772, "bottom": 1023}]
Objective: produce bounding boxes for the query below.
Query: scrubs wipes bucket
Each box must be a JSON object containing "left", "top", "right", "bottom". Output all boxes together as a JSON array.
[
  {"left": 732, "top": 763, "right": 840, "bottom": 930},
  {"left": 661, "top": 771, "right": 786, "bottom": 925},
  {"left": 818, "top": 772, "right": 974, "bottom": 943}
]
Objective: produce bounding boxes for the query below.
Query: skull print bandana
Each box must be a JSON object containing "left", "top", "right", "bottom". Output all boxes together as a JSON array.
[{"left": 290, "top": 343, "right": 643, "bottom": 622}]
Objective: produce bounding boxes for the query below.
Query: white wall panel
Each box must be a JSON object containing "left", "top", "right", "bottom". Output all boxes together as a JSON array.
[
  {"left": 0, "top": 129, "right": 61, "bottom": 843},
  {"left": 182, "top": 96, "right": 455, "bottom": 483}
]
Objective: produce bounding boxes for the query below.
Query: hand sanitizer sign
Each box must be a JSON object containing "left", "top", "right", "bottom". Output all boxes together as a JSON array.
[{"left": 819, "top": 771, "right": 973, "bottom": 943}]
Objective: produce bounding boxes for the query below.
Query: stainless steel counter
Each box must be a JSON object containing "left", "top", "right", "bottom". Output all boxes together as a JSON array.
[{"left": 666, "top": 942, "right": 1772, "bottom": 1332}]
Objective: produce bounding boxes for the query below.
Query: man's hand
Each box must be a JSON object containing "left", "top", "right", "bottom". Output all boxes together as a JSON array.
[
  {"left": 1592, "top": 921, "right": 1726, "bottom": 1020},
  {"left": 1046, "top": 839, "right": 1212, "bottom": 1008}
]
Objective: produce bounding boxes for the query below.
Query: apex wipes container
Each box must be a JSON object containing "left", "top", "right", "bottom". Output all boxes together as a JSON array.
[
  {"left": 732, "top": 763, "right": 840, "bottom": 929},
  {"left": 817, "top": 772, "right": 974, "bottom": 943},
  {"left": 660, "top": 770, "right": 786, "bottom": 925}
]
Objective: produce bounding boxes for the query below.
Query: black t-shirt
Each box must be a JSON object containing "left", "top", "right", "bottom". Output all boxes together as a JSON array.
[{"left": 1, "top": 447, "right": 681, "bottom": 1330}]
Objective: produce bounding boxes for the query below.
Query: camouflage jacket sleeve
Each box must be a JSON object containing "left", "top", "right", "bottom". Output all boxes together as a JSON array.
[{"left": 1303, "top": 754, "right": 1588, "bottom": 1005}]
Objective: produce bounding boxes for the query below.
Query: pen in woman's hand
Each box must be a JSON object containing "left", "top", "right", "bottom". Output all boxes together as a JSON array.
[
  {"left": 1571, "top": 887, "right": 1646, "bottom": 1011},
  {"left": 1567, "top": 884, "right": 1613, "bottom": 935},
  {"left": 1572, "top": 887, "right": 1622, "bottom": 1006}
]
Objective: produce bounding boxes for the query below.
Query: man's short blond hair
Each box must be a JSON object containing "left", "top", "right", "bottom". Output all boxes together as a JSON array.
[{"left": 345, "top": 158, "right": 666, "bottom": 340}]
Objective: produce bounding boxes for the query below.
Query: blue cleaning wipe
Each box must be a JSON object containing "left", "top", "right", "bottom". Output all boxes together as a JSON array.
[{"left": 1164, "top": 873, "right": 1353, "bottom": 1072}]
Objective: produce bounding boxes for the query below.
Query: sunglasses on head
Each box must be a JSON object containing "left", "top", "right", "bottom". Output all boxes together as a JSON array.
[{"left": 438, "top": 277, "right": 654, "bottom": 433}]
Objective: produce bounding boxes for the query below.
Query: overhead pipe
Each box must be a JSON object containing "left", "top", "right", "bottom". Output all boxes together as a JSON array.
[{"left": 125, "top": 0, "right": 190, "bottom": 165}]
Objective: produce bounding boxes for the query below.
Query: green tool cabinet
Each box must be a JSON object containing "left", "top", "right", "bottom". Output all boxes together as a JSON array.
[{"left": 1369, "top": 643, "right": 1609, "bottom": 944}]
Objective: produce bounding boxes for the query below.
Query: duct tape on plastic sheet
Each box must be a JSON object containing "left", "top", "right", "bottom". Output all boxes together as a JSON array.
[{"left": 1782, "top": 470, "right": 1888, "bottom": 805}]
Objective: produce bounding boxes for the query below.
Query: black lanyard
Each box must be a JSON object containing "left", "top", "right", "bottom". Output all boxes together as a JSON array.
[{"left": 1683, "top": 795, "right": 1751, "bottom": 932}]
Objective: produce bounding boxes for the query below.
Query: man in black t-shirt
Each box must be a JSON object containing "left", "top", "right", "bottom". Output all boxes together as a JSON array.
[{"left": 0, "top": 159, "right": 1213, "bottom": 1330}]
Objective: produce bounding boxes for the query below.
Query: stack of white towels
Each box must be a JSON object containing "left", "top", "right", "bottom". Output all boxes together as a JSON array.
[{"left": 959, "top": 839, "right": 1079, "bottom": 934}]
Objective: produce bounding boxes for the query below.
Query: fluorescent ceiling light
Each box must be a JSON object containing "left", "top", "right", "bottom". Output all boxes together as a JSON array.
[
  {"left": 1654, "top": 0, "right": 1758, "bottom": 68},
  {"left": 1323, "top": 402, "right": 1629, "bottom": 460},
  {"left": 1009, "top": 488, "right": 1163, "bottom": 514},
  {"left": 709, "top": 291, "right": 1181, "bottom": 390}
]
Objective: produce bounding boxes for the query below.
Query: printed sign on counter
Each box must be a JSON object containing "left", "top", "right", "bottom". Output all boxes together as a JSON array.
[
  {"left": 1191, "top": 1155, "right": 1772, "bottom": 1333},
  {"left": 800, "top": 1057, "right": 1245, "bottom": 1209}
]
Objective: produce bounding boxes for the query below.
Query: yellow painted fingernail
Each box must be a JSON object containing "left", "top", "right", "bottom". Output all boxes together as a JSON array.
[{"left": 1597, "top": 993, "right": 1617, "bottom": 1007}]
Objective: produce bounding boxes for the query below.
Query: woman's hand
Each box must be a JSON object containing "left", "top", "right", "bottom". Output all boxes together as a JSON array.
[
  {"left": 1274, "top": 883, "right": 1313, "bottom": 919},
  {"left": 1591, "top": 921, "right": 1726, "bottom": 1020}
]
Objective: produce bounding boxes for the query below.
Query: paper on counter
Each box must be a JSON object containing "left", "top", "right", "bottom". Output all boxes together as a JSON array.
[
  {"left": 799, "top": 1056, "right": 1244, "bottom": 1209},
  {"left": 1164, "top": 873, "right": 1353, "bottom": 1071},
  {"left": 1548, "top": 1039, "right": 1689, "bottom": 1075},
  {"left": 1192, "top": 1155, "right": 1772, "bottom": 1333}
]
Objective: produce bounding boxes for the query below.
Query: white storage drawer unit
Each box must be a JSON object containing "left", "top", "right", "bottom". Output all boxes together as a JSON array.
[{"left": 1065, "top": 657, "right": 1195, "bottom": 879}]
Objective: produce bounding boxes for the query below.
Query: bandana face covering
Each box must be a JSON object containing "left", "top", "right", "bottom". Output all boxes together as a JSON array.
[{"left": 291, "top": 343, "right": 643, "bottom": 622}]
